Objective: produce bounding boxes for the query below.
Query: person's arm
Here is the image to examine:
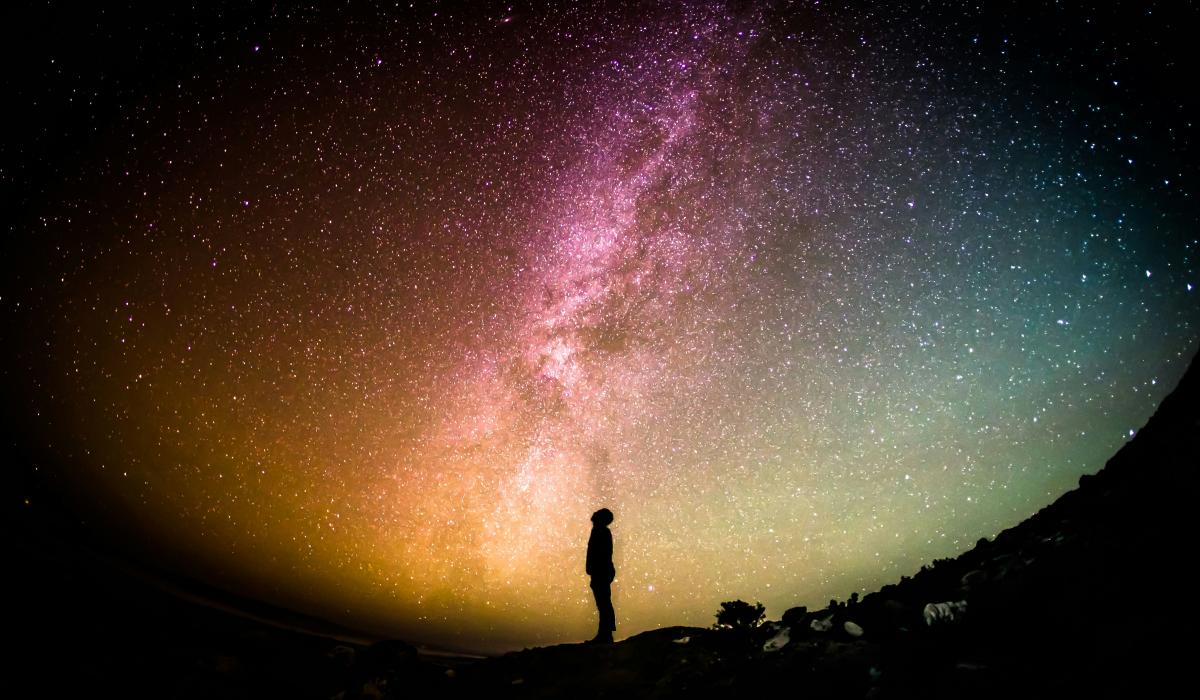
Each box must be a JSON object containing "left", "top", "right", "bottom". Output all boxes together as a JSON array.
[
  {"left": 586, "top": 530, "right": 595, "bottom": 576},
  {"left": 604, "top": 529, "right": 614, "bottom": 576}
]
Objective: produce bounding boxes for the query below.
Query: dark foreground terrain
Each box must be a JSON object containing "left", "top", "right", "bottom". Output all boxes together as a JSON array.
[{"left": 7, "top": 349, "right": 1197, "bottom": 698}]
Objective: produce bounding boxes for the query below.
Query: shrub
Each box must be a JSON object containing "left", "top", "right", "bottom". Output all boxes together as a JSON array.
[{"left": 713, "top": 600, "right": 766, "bottom": 630}]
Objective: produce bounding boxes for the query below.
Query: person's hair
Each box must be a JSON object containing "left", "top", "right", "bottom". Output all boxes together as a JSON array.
[{"left": 591, "top": 508, "right": 613, "bottom": 525}]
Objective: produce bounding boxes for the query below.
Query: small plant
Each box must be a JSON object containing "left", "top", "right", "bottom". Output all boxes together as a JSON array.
[{"left": 713, "top": 600, "right": 766, "bottom": 630}]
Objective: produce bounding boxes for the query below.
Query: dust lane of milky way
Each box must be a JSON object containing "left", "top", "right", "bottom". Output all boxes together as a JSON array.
[{"left": 4, "top": 1, "right": 1198, "bottom": 652}]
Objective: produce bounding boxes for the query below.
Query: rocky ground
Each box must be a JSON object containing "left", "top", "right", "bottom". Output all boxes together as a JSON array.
[{"left": 8, "top": 349, "right": 1196, "bottom": 698}]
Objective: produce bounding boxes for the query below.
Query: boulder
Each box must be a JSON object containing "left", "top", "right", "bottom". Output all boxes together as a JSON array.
[
  {"left": 781, "top": 606, "right": 809, "bottom": 627},
  {"left": 923, "top": 601, "right": 968, "bottom": 626},
  {"left": 762, "top": 625, "right": 791, "bottom": 652}
]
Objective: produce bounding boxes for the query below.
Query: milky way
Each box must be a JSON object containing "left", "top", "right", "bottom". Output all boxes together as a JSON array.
[{"left": 5, "top": 1, "right": 1198, "bottom": 651}]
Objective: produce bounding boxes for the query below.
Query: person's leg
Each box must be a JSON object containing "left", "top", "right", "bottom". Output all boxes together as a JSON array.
[
  {"left": 600, "top": 587, "right": 614, "bottom": 634},
  {"left": 590, "top": 578, "right": 614, "bottom": 641}
]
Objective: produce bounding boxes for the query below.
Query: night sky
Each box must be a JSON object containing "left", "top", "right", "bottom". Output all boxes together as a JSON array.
[{"left": 4, "top": 1, "right": 1198, "bottom": 652}]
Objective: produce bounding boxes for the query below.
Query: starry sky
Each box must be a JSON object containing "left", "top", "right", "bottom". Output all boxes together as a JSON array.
[{"left": 4, "top": 1, "right": 1198, "bottom": 652}]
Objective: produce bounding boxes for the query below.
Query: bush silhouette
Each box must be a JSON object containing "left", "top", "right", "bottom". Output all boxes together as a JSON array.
[{"left": 713, "top": 600, "right": 766, "bottom": 630}]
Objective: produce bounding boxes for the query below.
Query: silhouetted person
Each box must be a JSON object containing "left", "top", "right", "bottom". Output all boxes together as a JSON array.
[{"left": 586, "top": 508, "right": 615, "bottom": 643}]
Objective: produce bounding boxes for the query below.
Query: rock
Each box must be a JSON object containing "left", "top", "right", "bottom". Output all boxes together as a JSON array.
[
  {"left": 361, "top": 680, "right": 385, "bottom": 700},
  {"left": 810, "top": 615, "right": 834, "bottom": 633},
  {"left": 781, "top": 606, "right": 809, "bottom": 627},
  {"left": 327, "top": 644, "right": 356, "bottom": 669},
  {"left": 763, "top": 625, "right": 790, "bottom": 652},
  {"left": 923, "top": 601, "right": 968, "bottom": 626},
  {"left": 960, "top": 569, "right": 985, "bottom": 589},
  {"left": 844, "top": 621, "right": 864, "bottom": 637}
]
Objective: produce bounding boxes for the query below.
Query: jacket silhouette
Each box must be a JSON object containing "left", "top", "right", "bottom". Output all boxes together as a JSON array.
[{"left": 586, "top": 508, "right": 615, "bottom": 643}]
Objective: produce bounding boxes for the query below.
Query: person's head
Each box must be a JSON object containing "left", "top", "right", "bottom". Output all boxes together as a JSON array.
[{"left": 591, "top": 508, "right": 613, "bottom": 527}]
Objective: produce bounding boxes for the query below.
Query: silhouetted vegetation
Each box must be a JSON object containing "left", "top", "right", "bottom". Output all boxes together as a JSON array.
[{"left": 713, "top": 600, "right": 765, "bottom": 630}]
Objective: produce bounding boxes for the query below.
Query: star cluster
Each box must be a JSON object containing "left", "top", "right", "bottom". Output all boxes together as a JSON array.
[{"left": 4, "top": 1, "right": 1198, "bottom": 652}]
